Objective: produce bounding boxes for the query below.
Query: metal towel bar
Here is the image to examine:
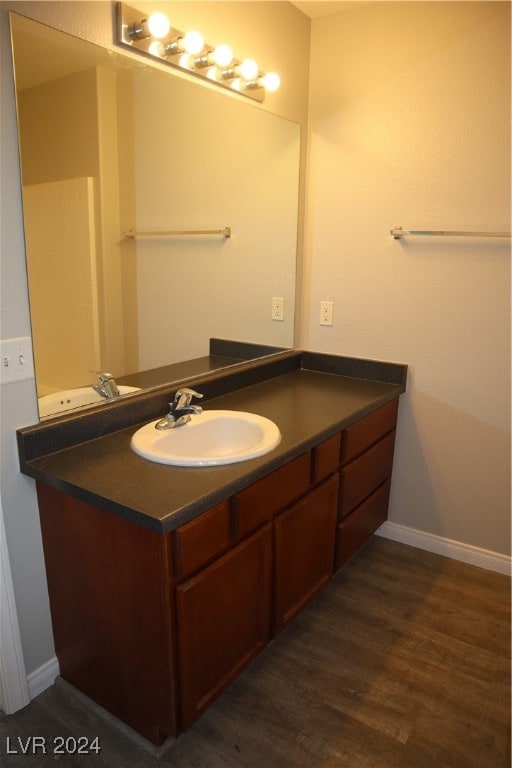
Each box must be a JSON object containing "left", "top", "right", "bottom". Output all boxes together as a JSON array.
[
  {"left": 123, "top": 227, "right": 231, "bottom": 239},
  {"left": 391, "top": 227, "right": 510, "bottom": 240}
]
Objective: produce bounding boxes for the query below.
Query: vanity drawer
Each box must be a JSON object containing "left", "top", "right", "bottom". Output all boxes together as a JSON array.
[
  {"left": 334, "top": 479, "right": 391, "bottom": 570},
  {"left": 339, "top": 430, "right": 396, "bottom": 519},
  {"left": 233, "top": 453, "right": 312, "bottom": 540},
  {"left": 174, "top": 501, "right": 232, "bottom": 582},
  {"left": 340, "top": 399, "right": 398, "bottom": 465},
  {"left": 312, "top": 433, "right": 341, "bottom": 485}
]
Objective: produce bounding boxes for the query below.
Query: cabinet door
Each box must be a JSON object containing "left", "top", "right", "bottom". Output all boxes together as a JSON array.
[
  {"left": 176, "top": 525, "right": 272, "bottom": 731},
  {"left": 274, "top": 474, "right": 338, "bottom": 636}
]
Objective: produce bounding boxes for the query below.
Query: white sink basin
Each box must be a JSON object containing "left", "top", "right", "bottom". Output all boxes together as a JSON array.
[
  {"left": 39, "top": 385, "right": 141, "bottom": 418},
  {"left": 131, "top": 410, "right": 281, "bottom": 467}
]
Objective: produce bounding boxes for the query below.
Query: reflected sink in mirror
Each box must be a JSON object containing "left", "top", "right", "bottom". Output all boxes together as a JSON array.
[
  {"left": 131, "top": 410, "right": 281, "bottom": 467},
  {"left": 38, "top": 385, "right": 141, "bottom": 418}
]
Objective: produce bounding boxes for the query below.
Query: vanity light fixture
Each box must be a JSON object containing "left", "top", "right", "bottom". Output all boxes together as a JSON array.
[{"left": 115, "top": 2, "right": 280, "bottom": 103}]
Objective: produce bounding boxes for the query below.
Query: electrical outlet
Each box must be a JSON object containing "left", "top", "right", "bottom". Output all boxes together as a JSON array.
[
  {"left": 320, "top": 300, "right": 334, "bottom": 326},
  {"left": 272, "top": 297, "right": 284, "bottom": 321},
  {"left": 0, "top": 337, "right": 35, "bottom": 384}
]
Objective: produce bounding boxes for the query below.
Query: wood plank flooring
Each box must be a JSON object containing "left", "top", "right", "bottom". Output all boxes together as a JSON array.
[{"left": 1, "top": 537, "right": 509, "bottom": 767}]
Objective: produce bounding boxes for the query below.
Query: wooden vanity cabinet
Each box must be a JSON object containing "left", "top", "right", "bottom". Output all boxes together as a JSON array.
[
  {"left": 34, "top": 397, "right": 400, "bottom": 746},
  {"left": 35, "top": 483, "right": 178, "bottom": 747},
  {"left": 335, "top": 399, "right": 398, "bottom": 570}
]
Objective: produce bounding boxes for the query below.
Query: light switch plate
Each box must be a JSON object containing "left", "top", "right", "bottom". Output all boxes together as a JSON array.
[{"left": 0, "top": 337, "right": 35, "bottom": 384}]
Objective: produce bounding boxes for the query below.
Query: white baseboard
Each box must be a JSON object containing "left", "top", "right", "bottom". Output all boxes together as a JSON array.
[
  {"left": 27, "top": 656, "right": 59, "bottom": 700},
  {"left": 376, "top": 521, "right": 511, "bottom": 576}
]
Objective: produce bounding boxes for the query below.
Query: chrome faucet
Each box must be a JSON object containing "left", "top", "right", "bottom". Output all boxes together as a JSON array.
[
  {"left": 91, "top": 371, "right": 120, "bottom": 401},
  {"left": 155, "top": 388, "right": 203, "bottom": 430}
]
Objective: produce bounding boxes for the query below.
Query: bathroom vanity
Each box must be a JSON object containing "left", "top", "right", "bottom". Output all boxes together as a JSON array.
[{"left": 17, "top": 350, "right": 406, "bottom": 748}]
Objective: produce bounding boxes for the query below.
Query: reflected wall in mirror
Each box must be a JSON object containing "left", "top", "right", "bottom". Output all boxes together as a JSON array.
[{"left": 10, "top": 13, "right": 300, "bottom": 419}]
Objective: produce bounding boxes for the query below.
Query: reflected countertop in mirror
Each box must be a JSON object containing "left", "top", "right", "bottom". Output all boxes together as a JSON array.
[
  {"left": 116, "top": 339, "right": 288, "bottom": 390},
  {"left": 9, "top": 12, "right": 300, "bottom": 420}
]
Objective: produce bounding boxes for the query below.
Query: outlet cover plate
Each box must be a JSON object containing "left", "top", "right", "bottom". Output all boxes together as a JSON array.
[{"left": 320, "top": 300, "right": 333, "bottom": 326}]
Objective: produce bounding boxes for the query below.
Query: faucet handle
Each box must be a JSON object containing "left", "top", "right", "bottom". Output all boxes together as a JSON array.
[
  {"left": 156, "top": 388, "right": 204, "bottom": 430},
  {"left": 91, "top": 370, "right": 113, "bottom": 383},
  {"left": 90, "top": 371, "right": 120, "bottom": 399},
  {"left": 173, "top": 387, "right": 204, "bottom": 409}
]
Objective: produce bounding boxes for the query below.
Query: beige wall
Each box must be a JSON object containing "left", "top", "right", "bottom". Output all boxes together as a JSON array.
[{"left": 304, "top": 2, "right": 510, "bottom": 554}]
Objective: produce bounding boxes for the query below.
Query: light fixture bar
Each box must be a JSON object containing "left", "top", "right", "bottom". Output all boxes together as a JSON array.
[{"left": 115, "top": 2, "right": 279, "bottom": 103}]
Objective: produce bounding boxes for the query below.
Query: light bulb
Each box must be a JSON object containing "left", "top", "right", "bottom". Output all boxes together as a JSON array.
[
  {"left": 182, "top": 30, "right": 204, "bottom": 55},
  {"left": 179, "top": 53, "right": 195, "bottom": 70},
  {"left": 147, "top": 12, "right": 171, "bottom": 39},
  {"left": 261, "top": 72, "right": 280, "bottom": 92},
  {"left": 211, "top": 44, "right": 233, "bottom": 68},
  {"left": 148, "top": 40, "right": 165, "bottom": 58},
  {"left": 239, "top": 59, "right": 259, "bottom": 81}
]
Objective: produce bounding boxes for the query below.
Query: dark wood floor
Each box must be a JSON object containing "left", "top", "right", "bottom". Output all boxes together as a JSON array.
[{"left": 1, "top": 537, "right": 510, "bottom": 767}]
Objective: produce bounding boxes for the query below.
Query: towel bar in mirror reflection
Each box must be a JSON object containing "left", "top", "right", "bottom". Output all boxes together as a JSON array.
[{"left": 123, "top": 227, "right": 232, "bottom": 239}]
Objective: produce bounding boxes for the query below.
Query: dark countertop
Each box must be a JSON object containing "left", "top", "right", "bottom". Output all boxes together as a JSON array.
[{"left": 18, "top": 360, "right": 406, "bottom": 533}]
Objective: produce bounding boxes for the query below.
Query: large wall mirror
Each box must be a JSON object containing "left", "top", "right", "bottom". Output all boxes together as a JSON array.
[{"left": 10, "top": 13, "right": 300, "bottom": 419}]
